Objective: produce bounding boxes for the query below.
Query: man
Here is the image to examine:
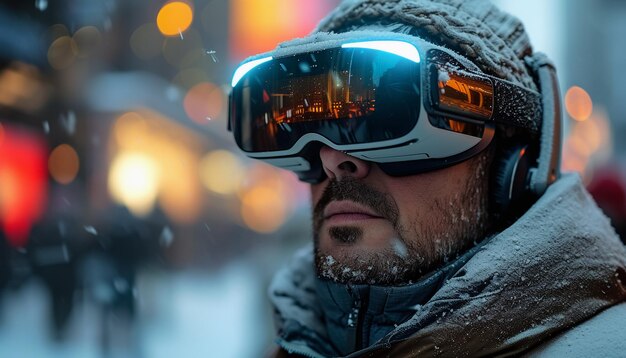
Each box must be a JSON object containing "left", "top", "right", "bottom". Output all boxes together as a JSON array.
[{"left": 228, "top": 0, "right": 626, "bottom": 356}]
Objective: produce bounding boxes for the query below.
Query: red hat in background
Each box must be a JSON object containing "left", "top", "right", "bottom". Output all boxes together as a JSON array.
[{"left": 587, "top": 167, "right": 626, "bottom": 222}]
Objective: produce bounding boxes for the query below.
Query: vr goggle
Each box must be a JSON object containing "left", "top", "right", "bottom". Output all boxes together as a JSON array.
[{"left": 228, "top": 31, "right": 560, "bottom": 194}]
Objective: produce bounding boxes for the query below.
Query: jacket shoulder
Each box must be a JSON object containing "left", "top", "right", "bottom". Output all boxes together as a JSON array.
[{"left": 528, "top": 302, "right": 626, "bottom": 357}]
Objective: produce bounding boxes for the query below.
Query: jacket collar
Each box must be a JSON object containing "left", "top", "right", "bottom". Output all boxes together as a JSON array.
[{"left": 315, "top": 239, "right": 486, "bottom": 355}]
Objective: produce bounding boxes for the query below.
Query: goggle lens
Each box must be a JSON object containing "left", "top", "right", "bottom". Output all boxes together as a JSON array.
[{"left": 231, "top": 46, "right": 421, "bottom": 153}]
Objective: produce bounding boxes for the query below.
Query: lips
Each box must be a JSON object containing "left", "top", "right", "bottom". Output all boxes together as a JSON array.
[{"left": 323, "top": 200, "right": 384, "bottom": 223}]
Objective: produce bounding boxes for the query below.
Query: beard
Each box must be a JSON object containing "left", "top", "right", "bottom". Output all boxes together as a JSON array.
[{"left": 313, "top": 153, "right": 491, "bottom": 286}]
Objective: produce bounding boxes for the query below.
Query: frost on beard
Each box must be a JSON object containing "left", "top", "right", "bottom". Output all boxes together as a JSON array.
[
  {"left": 316, "top": 252, "right": 422, "bottom": 286},
  {"left": 391, "top": 237, "right": 408, "bottom": 259}
]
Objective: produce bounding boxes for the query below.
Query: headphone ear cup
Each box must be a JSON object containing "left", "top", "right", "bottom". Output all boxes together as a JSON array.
[{"left": 491, "top": 145, "right": 532, "bottom": 215}]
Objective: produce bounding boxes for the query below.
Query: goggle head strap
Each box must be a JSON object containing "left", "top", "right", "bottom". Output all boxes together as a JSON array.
[
  {"left": 425, "top": 49, "right": 543, "bottom": 135},
  {"left": 525, "top": 52, "right": 563, "bottom": 196}
]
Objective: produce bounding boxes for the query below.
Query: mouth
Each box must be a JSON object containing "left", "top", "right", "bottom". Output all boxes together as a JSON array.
[{"left": 323, "top": 200, "right": 384, "bottom": 225}]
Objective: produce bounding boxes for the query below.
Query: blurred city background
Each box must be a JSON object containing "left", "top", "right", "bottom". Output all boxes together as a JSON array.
[{"left": 0, "top": 0, "right": 624, "bottom": 357}]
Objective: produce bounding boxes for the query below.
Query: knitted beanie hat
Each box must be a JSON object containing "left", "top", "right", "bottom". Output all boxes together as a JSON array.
[{"left": 315, "top": 0, "right": 538, "bottom": 91}]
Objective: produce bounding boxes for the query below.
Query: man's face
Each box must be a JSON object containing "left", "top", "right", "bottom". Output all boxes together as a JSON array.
[{"left": 311, "top": 146, "right": 491, "bottom": 285}]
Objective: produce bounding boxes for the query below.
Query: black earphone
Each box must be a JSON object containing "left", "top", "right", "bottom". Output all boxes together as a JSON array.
[{"left": 491, "top": 53, "right": 563, "bottom": 216}]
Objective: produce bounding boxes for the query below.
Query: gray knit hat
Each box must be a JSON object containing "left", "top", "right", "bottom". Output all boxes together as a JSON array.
[{"left": 315, "top": 0, "right": 538, "bottom": 91}]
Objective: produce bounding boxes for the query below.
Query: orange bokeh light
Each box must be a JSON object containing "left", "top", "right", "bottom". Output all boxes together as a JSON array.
[
  {"left": 157, "top": 1, "right": 194, "bottom": 36},
  {"left": 47, "top": 35, "right": 78, "bottom": 70},
  {"left": 229, "top": 0, "right": 337, "bottom": 62},
  {"left": 49, "top": 144, "right": 80, "bottom": 184},
  {"left": 109, "top": 110, "right": 205, "bottom": 224},
  {"left": 241, "top": 186, "right": 288, "bottom": 233},
  {"left": 565, "top": 86, "right": 593, "bottom": 122},
  {"left": 237, "top": 163, "right": 299, "bottom": 233},
  {"left": 561, "top": 108, "right": 613, "bottom": 179},
  {"left": 183, "top": 82, "right": 224, "bottom": 124}
]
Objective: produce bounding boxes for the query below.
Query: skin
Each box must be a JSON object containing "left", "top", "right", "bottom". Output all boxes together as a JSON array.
[{"left": 311, "top": 146, "right": 492, "bottom": 285}]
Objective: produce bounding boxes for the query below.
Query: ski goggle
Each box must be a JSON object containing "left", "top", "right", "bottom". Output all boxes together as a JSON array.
[{"left": 228, "top": 33, "right": 542, "bottom": 183}]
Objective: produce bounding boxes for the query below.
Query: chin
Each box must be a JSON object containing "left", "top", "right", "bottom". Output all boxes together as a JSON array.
[
  {"left": 314, "top": 244, "right": 420, "bottom": 286},
  {"left": 319, "top": 220, "right": 399, "bottom": 249}
]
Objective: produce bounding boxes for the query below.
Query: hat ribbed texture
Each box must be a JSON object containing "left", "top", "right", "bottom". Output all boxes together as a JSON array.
[{"left": 315, "top": 0, "right": 537, "bottom": 91}]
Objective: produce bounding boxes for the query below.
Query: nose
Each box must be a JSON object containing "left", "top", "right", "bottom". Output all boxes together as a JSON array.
[{"left": 319, "top": 146, "right": 371, "bottom": 181}]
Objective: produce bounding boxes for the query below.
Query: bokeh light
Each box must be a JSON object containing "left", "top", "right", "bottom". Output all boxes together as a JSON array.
[
  {"left": 158, "top": 159, "right": 203, "bottom": 224},
  {"left": 130, "top": 23, "right": 163, "bottom": 60},
  {"left": 0, "top": 126, "right": 48, "bottom": 247},
  {"left": 73, "top": 26, "right": 102, "bottom": 58},
  {"left": 48, "top": 144, "right": 80, "bottom": 184},
  {"left": 109, "top": 110, "right": 205, "bottom": 223},
  {"left": 183, "top": 82, "right": 224, "bottom": 123},
  {"left": 157, "top": 1, "right": 194, "bottom": 37},
  {"left": 241, "top": 186, "right": 288, "bottom": 233},
  {"left": 154, "top": 141, "right": 203, "bottom": 224},
  {"left": 0, "top": 63, "right": 50, "bottom": 114},
  {"left": 561, "top": 108, "right": 613, "bottom": 179},
  {"left": 113, "top": 111, "right": 148, "bottom": 146},
  {"left": 237, "top": 164, "right": 297, "bottom": 233},
  {"left": 565, "top": 86, "right": 593, "bottom": 121},
  {"left": 229, "top": 0, "right": 336, "bottom": 62},
  {"left": 47, "top": 35, "right": 78, "bottom": 70},
  {"left": 199, "top": 150, "right": 245, "bottom": 195},
  {"left": 108, "top": 152, "right": 160, "bottom": 217}
]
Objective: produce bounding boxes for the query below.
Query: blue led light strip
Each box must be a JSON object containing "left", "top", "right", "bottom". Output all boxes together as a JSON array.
[
  {"left": 341, "top": 40, "right": 421, "bottom": 63},
  {"left": 231, "top": 56, "right": 273, "bottom": 87}
]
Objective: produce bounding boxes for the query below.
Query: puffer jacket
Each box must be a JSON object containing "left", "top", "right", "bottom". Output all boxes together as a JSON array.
[{"left": 269, "top": 174, "right": 626, "bottom": 357}]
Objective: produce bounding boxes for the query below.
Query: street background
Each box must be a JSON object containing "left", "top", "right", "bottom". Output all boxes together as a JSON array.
[{"left": 0, "top": 0, "right": 625, "bottom": 357}]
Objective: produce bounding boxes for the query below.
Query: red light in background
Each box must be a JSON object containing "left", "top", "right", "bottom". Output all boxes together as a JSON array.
[
  {"left": 0, "top": 124, "right": 48, "bottom": 247},
  {"left": 183, "top": 82, "right": 224, "bottom": 124},
  {"left": 229, "top": 0, "right": 338, "bottom": 63}
]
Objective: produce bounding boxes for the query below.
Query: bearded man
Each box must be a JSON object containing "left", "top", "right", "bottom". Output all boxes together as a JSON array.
[{"left": 228, "top": 0, "right": 626, "bottom": 356}]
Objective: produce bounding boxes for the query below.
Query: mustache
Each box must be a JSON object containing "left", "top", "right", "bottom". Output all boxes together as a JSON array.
[{"left": 313, "top": 178, "right": 399, "bottom": 230}]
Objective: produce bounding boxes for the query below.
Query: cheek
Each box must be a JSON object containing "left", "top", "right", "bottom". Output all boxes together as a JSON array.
[
  {"left": 391, "top": 191, "right": 425, "bottom": 233},
  {"left": 383, "top": 171, "right": 464, "bottom": 231}
]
